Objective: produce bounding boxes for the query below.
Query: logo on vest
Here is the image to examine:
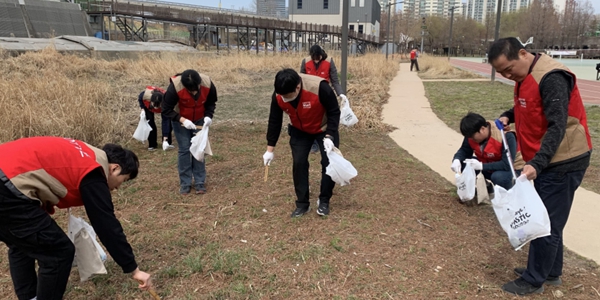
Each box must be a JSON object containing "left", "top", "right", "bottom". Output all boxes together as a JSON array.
[
  {"left": 302, "top": 102, "right": 311, "bottom": 109},
  {"left": 518, "top": 98, "right": 526, "bottom": 108},
  {"left": 486, "top": 153, "right": 495, "bottom": 158},
  {"left": 65, "top": 138, "right": 91, "bottom": 158}
]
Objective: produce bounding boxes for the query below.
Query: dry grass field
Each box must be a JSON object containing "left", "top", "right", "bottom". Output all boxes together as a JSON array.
[{"left": 0, "top": 49, "right": 598, "bottom": 299}]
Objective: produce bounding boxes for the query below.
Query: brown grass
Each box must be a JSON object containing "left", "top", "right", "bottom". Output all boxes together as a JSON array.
[
  {"left": 0, "top": 49, "right": 398, "bottom": 145},
  {"left": 1, "top": 50, "right": 598, "bottom": 299},
  {"left": 417, "top": 55, "right": 483, "bottom": 79}
]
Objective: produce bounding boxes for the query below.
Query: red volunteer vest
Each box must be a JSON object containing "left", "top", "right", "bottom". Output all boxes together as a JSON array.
[
  {"left": 0, "top": 137, "right": 109, "bottom": 213},
  {"left": 142, "top": 86, "right": 166, "bottom": 113},
  {"left": 410, "top": 50, "right": 417, "bottom": 60},
  {"left": 467, "top": 123, "right": 525, "bottom": 169},
  {"left": 514, "top": 54, "right": 592, "bottom": 163},
  {"left": 304, "top": 57, "right": 332, "bottom": 82},
  {"left": 276, "top": 74, "right": 327, "bottom": 134},
  {"left": 170, "top": 73, "right": 212, "bottom": 122}
]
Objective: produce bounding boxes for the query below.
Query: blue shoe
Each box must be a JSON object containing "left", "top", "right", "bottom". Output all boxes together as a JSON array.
[{"left": 310, "top": 142, "right": 319, "bottom": 154}]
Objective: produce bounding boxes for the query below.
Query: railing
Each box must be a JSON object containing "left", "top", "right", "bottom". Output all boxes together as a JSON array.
[{"left": 77, "top": 0, "right": 380, "bottom": 43}]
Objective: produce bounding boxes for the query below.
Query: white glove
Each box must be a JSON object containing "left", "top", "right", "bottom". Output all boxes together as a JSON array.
[
  {"left": 140, "top": 109, "right": 146, "bottom": 119},
  {"left": 323, "top": 137, "right": 334, "bottom": 152},
  {"left": 464, "top": 159, "right": 483, "bottom": 171},
  {"left": 203, "top": 117, "right": 212, "bottom": 127},
  {"left": 162, "top": 140, "right": 169, "bottom": 151},
  {"left": 263, "top": 151, "right": 274, "bottom": 166},
  {"left": 339, "top": 94, "right": 348, "bottom": 103},
  {"left": 182, "top": 119, "right": 196, "bottom": 130},
  {"left": 451, "top": 159, "right": 461, "bottom": 173}
]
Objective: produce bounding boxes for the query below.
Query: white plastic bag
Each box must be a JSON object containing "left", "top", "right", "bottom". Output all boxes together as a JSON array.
[
  {"left": 190, "top": 126, "right": 212, "bottom": 162},
  {"left": 339, "top": 98, "right": 358, "bottom": 127},
  {"left": 492, "top": 175, "right": 551, "bottom": 250},
  {"left": 455, "top": 162, "right": 476, "bottom": 202},
  {"left": 67, "top": 212, "right": 107, "bottom": 281},
  {"left": 325, "top": 147, "right": 357, "bottom": 186},
  {"left": 132, "top": 115, "right": 153, "bottom": 143}
]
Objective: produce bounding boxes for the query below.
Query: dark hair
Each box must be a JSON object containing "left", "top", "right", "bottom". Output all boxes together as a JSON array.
[
  {"left": 274, "top": 68, "right": 301, "bottom": 95},
  {"left": 102, "top": 144, "right": 139, "bottom": 180},
  {"left": 460, "top": 112, "right": 488, "bottom": 138},
  {"left": 309, "top": 44, "right": 327, "bottom": 61},
  {"left": 149, "top": 91, "right": 163, "bottom": 109},
  {"left": 179, "top": 69, "right": 201, "bottom": 91},
  {"left": 488, "top": 37, "right": 525, "bottom": 64}
]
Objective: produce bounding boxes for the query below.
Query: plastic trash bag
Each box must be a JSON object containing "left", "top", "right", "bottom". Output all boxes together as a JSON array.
[
  {"left": 455, "top": 161, "right": 476, "bottom": 202},
  {"left": 132, "top": 115, "right": 152, "bottom": 143},
  {"left": 325, "top": 147, "right": 357, "bottom": 186},
  {"left": 190, "top": 126, "right": 212, "bottom": 162},
  {"left": 68, "top": 212, "right": 107, "bottom": 281},
  {"left": 339, "top": 98, "right": 358, "bottom": 127},
  {"left": 492, "top": 175, "right": 551, "bottom": 250}
]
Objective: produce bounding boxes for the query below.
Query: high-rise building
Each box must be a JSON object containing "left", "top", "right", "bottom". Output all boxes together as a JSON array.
[
  {"left": 257, "top": 0, "right": 287, "bottom": 19},
  {"left": 465, "top": 0, "right": 530, "bottom": 23},
  {"left": 402, "top": 0, "right": 463, "bottom": 18}
]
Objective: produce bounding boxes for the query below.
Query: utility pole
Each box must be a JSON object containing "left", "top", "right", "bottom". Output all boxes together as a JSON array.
[
  {"left": 341, "top": 0, "right": 349, "bottom": 92},
  {"left": 392, "top": 19, "right": 396, "bottom": 58},
  {"left": 420, "top": 16, "right": 425, "bottom": 53},
  {"left": 491, "top": 0, "right": 503, "bottom": 82},
  {"left": 386, "top": 1, "right": 404, "bottom": 60},
  {"left": 447, "top": 6, "right": 456, "bottom": 61}
]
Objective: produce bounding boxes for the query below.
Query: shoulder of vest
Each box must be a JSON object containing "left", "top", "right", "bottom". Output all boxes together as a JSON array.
[
  {"left": 489, "top": 124, "right": 504, "bottom": 143},
  {"left": 171, "top": 76, "right": 184, "bottom": 92},
  {"left": 300, "top": 74, "right": 324, "bottom": 93},
  {"left": 85, "top": 143, "right": 109, "bottom": 179},
  {"left": 530, "top": 54, "right": 571, "bottom": 84},
  {"left": 199, "top": 73, "right": 212, "bottom": 88},
  {"left": 325, "top": 57, "right": 333, "bottom": 63}
]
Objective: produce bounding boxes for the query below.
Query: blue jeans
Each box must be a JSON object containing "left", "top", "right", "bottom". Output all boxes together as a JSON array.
[
  {"left": 521, "top": 170, "right": 586, "bottom": 287},
  {"left": 482, "top": 170, "right": 518, "bottom": 190},
  {"left": 172, "top": 120, "right": 206, "bottom": 190}
]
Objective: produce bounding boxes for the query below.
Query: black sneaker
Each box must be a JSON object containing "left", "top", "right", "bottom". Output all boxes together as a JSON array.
[
  {"left": 316, "top": 201, "right": 329, "bottom": 216},
  {"left": 513, "top": 267, "right": 562, "bottom": 286},
  {"left": 291, "top": 207, "right": 309, "bottom": 218},
  {"left": 502, "top": 277, "right": 544, "bottom": 295}
]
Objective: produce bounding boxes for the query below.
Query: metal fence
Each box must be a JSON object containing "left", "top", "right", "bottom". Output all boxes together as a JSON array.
[{"left": 0, "top": 0, "right": 28, "bottom": 37}]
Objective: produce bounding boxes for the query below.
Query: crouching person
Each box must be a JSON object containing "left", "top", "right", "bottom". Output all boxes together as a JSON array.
[
  {"left": 0, "top": 137, "right": 152, "bottom": 300},
  {"left": 450, "top": 112, "right": 524, "bottom": 190}
]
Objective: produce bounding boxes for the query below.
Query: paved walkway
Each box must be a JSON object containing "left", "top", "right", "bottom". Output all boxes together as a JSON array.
[{"left": 382, "top": 63, "right": 600, "bottom": 264}]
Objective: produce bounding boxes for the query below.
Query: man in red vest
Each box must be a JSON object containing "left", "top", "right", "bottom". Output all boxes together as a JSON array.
[
  {"left": 0, "top": 137, "right": 152, "bottom": 300},
  {"left": 137, "top": 86, "right": 173, "bottom": 151},
  {"left": 162, "top": 69, "right": 218, "bottom": 195},
  {"left": 451, "top": 112, "right": 524, "bottom": 190},
  {"left": 263, "top": 69, "right": 341, "bottom": 217},
  {"left": 300, "top": 45, "right": 347, "bottom": 154},
  {"left": 489, "top": 37, "right": 592, "bottom": 296},
  {"left": 410, "top": 47, "right": 420, "bottom": 72}
]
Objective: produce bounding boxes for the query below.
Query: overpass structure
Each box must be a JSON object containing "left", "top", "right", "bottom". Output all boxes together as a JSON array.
[{"left": 79, "top": 0, "right": 381, "bottom": 53}]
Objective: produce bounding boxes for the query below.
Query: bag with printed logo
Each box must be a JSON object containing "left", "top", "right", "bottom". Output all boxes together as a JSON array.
[
  {"left": 455, "top": 162, "right": 476, "bottom": 202},
  {"left": 492, "top": 175, "right": 551, "bottom": 250},
  {"left": 339, "top": 98, "right": 358, "bottom": 127}
]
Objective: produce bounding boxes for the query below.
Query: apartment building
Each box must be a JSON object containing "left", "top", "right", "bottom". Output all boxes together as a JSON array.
[{"left": 288, "top": 0, "right": 381, "bottom": 39}]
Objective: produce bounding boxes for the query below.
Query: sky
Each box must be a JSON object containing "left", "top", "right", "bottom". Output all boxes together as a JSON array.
[{"left": 168, "top": 0, "right": 598, "bottom": 15}]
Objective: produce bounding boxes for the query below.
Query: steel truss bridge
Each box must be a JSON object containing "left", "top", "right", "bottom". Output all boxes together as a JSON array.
[{"left": 79, "top": 0, "right": 379, "bottom": 53}]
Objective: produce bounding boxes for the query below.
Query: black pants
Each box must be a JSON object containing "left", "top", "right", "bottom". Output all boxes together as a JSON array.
[
  {"left": 288, "top": 125, "right": 339, "bottom": 208},
  {"left": 410, "top": 59, "right": 420, "bottom": 71},
  {"left": 143, "top": 108, "right": 173, "bottom": 148},
  {"left": 521, "top": 170, "right": 586, "bottom": 287},
  {"left": 0, "top": 186, "right": 75, "bottom": 300}
]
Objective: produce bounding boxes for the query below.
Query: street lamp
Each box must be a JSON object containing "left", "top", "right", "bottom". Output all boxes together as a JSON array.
[
  {"left": 386, "top": 1, "right": 404, "bottom": 60},
  {"left": 447, "top": 6, "right": 456, "bottom": 61}
]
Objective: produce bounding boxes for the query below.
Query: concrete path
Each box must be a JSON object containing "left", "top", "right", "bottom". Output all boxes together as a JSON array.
[{"left": 382, "top": 63, "right": 600, "bottom": 264}]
